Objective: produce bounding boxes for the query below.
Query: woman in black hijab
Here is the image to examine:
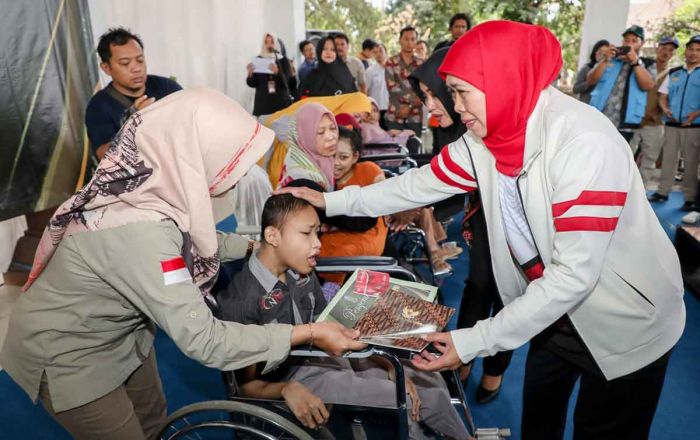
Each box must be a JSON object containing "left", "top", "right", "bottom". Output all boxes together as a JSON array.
[
  {"left": 410, "top": 47, "right": 513, "bottom": 404},
  {"left": 297, "top": 36, "right": 357, "bottom": 98},
  {"left": 409, "top": 48, "right": 466, "bottom": 150}
]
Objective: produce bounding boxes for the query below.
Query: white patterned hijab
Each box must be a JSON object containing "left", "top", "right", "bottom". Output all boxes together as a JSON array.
[{"left": 24, "top": 87, "right": 275, "bottom": 293}]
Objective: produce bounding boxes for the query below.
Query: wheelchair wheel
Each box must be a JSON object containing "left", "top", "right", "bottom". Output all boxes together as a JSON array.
[{"left": 157, "top": 400, "right": 331, "bottom": 440}]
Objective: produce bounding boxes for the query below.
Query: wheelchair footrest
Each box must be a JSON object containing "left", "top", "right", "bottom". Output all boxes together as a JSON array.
[{"left": 476, "top": 427, "right": 512, "bottom": 439}]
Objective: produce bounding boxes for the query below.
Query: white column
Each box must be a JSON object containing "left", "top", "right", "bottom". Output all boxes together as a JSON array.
[{"left": 578, "top": 0, "right": 632, "bottom": 69}]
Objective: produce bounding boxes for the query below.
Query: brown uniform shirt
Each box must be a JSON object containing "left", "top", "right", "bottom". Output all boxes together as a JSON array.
[{"left": 0, "top": 220, "right": 292, "bottom": 412}]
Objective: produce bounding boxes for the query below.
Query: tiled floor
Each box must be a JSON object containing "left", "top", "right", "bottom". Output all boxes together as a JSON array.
[{"left": 0, "top": 284, "right": 22, "bottom": 371}]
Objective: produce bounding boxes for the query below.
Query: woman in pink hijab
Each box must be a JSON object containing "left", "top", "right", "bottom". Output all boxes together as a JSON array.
[{"left": 277, "top": 102, "right": 339, "bottom": 191}]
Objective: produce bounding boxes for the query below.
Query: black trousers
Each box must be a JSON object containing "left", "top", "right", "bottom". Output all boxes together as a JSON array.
[
  {"left": 457, "top": 206, "right": 513, "bottom": 376},
  {"left": 522, "top": 341, "right": 671, "bottom": 440}
]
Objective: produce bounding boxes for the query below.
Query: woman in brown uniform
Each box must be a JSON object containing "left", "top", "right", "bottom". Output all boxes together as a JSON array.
[{"left": 0, "top": 87, "right": 364, "bottom": 440}]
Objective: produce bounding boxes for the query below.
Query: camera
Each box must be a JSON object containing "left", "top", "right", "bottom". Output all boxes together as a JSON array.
[{"left": 617, "top": 46, "right": 631, "bottom": 56}]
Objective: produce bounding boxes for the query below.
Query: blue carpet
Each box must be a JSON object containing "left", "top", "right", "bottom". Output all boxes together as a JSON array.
[{"left": 2, "top": 191, "right": 698, "bottom": 438}]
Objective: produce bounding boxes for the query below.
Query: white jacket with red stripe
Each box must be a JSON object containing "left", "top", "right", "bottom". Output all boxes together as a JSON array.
[{"left": 325, "top": 87, "right": 685, "bottom": 380}]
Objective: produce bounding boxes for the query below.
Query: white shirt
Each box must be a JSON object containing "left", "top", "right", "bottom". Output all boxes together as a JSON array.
[
  {"left": 366, "top": 64, "right": 389, "bottom": 110},
  {"left": 497, "top": 173, "right": 538, "bottom": 267}
]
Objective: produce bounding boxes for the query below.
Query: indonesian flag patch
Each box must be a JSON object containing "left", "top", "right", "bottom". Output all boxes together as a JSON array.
[{"left": 161, "top": 256, "right": 192, "bottom": 286}]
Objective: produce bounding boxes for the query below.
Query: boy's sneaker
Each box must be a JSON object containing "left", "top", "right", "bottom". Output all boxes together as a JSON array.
[
  {"left": 682, "top": 211, "right": 700, "bottom": 225},
  {"left": 435, "top": 244, "right": 463, "bottom": 260},
  {"left": 681, "top": 201, "right": 696, "bottom": 211},
  {"left": 431, "top": 256, "right": 452, "bottom": 277},
  {"left": 647, "top": 192, "right": 668, "bottom": 202}
]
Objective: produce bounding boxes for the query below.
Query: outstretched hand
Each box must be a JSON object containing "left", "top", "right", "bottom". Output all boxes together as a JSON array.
[
  {"left": 410, "top": 332, "right": 462, "bottom": 372},
  {"left": 274, "top": 186, "right": 327, "bottom": 210},
  {"left": 312, "top": 322, "right": 366, "bottom": 356}
]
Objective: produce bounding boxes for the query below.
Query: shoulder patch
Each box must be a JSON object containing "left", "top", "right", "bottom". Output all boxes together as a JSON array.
[{"left": 161, "top": 256, "right": 192, "bottom": 286}]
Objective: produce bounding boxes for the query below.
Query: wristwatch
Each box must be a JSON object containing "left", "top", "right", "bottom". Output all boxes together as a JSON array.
[{"left": 632, "top": 59, "right": 643, "bottom": 68}]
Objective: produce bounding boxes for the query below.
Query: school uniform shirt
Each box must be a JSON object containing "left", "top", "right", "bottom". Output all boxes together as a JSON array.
[
  {"left": 217, "top": 252, "right": 327, "bottom": 381},
  {"left": 218, "top": 251, "right": 327, "bottom": 328},
  {"left": 0, "top": 220, "right": 292, "bottom": 412},
  {"left": 84, "top": 75, "right": 181, "bottom": 155}
]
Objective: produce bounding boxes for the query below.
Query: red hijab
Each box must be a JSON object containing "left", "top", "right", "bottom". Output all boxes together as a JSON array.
[{"left": 439, "top": 20, "right": 562, "bottom": 176}]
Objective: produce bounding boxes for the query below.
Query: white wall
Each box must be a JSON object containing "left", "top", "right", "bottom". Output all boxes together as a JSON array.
[
  {"left": 0, "top": 216, "right": 27, "bottom": 285},
  {"left": 87, "top": 0, "right": 306, "bottom": 112},
  {"left": 578, "top": 0, "right": 631, "bottom": 69}
]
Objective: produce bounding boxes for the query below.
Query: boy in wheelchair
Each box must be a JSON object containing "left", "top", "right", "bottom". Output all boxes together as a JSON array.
[{"left": 217, "top": 193, "right": 469, "bottom": 439}]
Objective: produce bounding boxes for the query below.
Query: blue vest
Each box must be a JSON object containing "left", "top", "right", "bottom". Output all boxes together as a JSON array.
[
  {"left": 665, "top": 66, "right": 700, "bottom": 127},
  {"left": 589, "top": 59, "right": 648, "bottom": 127}
]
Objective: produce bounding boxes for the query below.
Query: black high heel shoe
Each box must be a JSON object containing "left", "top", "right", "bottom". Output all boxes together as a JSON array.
[{"left": 476, "top": 376, "right": 503, "bottom": 404}]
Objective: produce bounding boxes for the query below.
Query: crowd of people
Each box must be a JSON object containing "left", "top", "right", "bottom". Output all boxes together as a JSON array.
[
  {"left": 573, "top": 26, "right": 700, "bottom": 220},
  {"left": 0, "top": 11, "right": 695, "bottom": 440}
]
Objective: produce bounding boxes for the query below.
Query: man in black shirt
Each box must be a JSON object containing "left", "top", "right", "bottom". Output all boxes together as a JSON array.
[
  {"left": 433, "top": 13, "right": 471, "bottom": 52},
  {"left": 85, "top": 27, "right": 182, "bottom": 160}
]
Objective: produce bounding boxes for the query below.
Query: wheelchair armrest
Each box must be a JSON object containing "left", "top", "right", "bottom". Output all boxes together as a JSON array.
[
  {"left": 359, "top": 153, "right": 408, "bottom": 162},
  {"left": 289, "top": 346, "right": 376, "bottom": 358},
  {"left": 363, "top": 142, "right": 402, "bottom": 150},
  {"left": 316, "top": 256, "right": 397, "bottom": 266},
  {"left": 315, "top": 256, "right": 418, "bottom": 282}
]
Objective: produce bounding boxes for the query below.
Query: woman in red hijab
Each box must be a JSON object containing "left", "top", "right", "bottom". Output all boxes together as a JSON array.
[{"left": 280, "top": 21, "right": 684, "bottom": 440}]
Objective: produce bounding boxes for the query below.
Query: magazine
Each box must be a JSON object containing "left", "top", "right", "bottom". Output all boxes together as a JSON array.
[{"left": 316, "top": 269, "right": 453, "bottom": 351}]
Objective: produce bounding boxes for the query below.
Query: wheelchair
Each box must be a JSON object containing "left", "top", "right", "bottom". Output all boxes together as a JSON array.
[
  {"left": 158, "top": 257, "right": 488, "bottom": 440},
  {"left": 157, "top": 143, "right": 511, "bottom": 439}
]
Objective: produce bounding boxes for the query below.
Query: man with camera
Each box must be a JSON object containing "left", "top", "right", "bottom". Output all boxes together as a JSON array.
[{"left": 587, "top": 25, "right": 656, "bottom": 142}]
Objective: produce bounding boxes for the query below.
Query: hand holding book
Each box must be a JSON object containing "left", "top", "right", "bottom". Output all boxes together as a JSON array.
[{"left": 316, "top": 270, "right": 455, "bottom": 351}]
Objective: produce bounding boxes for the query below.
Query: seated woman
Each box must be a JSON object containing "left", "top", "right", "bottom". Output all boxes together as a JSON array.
[
  {"left": 319, "top": 126, "right": 388, "bottom": 259},
  {"left": 278, "top": 102, "right": 338, "bottom": 191},
  {"left": 297, "top": 36, "right": 357, "bottom": 99},
  {"left": 355, "top": 98, "right": 423, "bottom": 155},
  {"left": 277, "top": 102, "right": 377, "bottom": 235}
]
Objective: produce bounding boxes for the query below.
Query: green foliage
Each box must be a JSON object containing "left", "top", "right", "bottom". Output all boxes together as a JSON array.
[
  {"left": 654, "top": 0, "right": 700, "bottom": 58},
  {"left": 305, "top": 0, "right": 384, "bottom": 52},
  {"left": 305, "top": 0, "right": 585, "bottom": 75}
]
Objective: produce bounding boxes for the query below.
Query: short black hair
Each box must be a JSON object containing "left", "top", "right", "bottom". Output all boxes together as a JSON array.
[
  {"left": 261, "top": 194, "right": 312, "bottom": 241},
  {"left": 338, "top": 125, "right": 363, "bottom": 155},
  {"left": 97, "top": 27, "right": 144, "bottom": 63},
  {"left": 362, "top": 38, "right": 378, "bottom": 51},
  {"left": 449, "top": 13, "right": 471, "bottom": 30},
  {"left": 400, "top": 26, "right": 418, "bottom": 39},
  {"left": 298, "top": 40, "right": 313, "bottom": 53},
  {"left": 333, "top": 32, "right": 350, "bottom": 44}
]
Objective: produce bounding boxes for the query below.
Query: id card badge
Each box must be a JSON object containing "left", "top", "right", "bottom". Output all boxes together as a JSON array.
[{"left": 268, "top": 80, "right": 276, "bottom": 94}]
